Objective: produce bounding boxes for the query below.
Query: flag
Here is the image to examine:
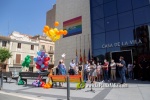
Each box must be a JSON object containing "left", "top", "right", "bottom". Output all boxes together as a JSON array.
[
  {"left": 83, "top": 49, "right": 86, "bottom": 63},
  {"left": 80, "top": 49, "right": 82, "bottom": 63},
  {"left": 88, "top": 48, "right": 91, "bottom": 61},
  {"left": 75, "top": 49, "right": 78, "bottom": 64}
]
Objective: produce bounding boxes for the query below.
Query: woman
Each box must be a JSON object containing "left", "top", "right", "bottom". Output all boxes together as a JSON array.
[
  {"left": 58, "top": 60, "right": 66, "bottom": 86},
  {"left": 96, "top": 62, "right": 101, "bottom": 82},
  {"left": 89, "top": 61, "right": 96, "bottom": 83},
  {"left": 78, "top": 62, "right": 83, "bottom": 76}
]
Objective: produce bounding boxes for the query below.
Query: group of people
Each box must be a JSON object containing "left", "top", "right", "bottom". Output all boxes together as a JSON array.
[{"left": 54, "top": 56, "right": 150, "bottom": 86}]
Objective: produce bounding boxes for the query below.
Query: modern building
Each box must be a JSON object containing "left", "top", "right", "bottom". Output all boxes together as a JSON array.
[
  {"left": 47, "top": 0, "right": 150, "bottom": 68},
  {"left": 0, "top": 36, "right": 11, "bottom": 72},
  {"left": 32, "top": 35, "right": 55, "bottom": 68},
  {"left": 8, "top": 31, "right": 39, "bottom": 72}
]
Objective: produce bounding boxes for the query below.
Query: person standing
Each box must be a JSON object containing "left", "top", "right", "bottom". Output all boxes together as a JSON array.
[
  {"left": 133, "top": 60, "right": 138, "bottom": 80},
  {"left": 69, "top": 59, "right": 76, "bottom": 75},
  {"left": 102, "top": 59, "right": 109, "bottom": 82},
  {"left": 128, "top": 62, "right": 133, "bottom": 79},
  {"left": 117, "top": 56, "right": 126, "bottom": 84},
  {"left": 96, "top": 62, "right": 101, "bottom": 82},
  {"left": 139, "top": 57, "right": 149, "bottom": 81},
  {"left": 110, "top": 59, "right": 116, "bottom": 82},
  {"left": 83, "top": 61, "right": 89, "bottom": 82}
]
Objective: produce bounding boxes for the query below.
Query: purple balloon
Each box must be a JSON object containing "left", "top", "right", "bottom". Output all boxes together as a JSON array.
[
  {"left": 37, "top": 61, "right": 42, "bottom": 65},
  {"left": 37, "top": 56, "right": 41, "bottom": 61}
]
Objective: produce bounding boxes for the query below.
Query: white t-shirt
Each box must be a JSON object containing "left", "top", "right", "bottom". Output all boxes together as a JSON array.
[{"left": 70, "top": 62, "right": 76, "bottom": 69}]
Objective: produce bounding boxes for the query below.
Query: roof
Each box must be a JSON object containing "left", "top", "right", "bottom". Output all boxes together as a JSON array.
[{"left": 0, "top": 35, "right": 11, "bottom": 40}]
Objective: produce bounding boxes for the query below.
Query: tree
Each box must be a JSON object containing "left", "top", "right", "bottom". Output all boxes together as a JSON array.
[{"left": 0, "top": 48, "right": 12, "bottom": 70}]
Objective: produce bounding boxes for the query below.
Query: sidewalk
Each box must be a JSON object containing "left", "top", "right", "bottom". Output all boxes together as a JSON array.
[{"left": 0, "top": 79, "right": 150, "bottom": 100}]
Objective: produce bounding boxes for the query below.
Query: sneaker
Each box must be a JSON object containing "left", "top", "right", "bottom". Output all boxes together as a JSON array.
[
  {"left": 101, "top": 80, "right": 105, "bottom": 83},
  {"left": 134, "top": 79, "right": 137, "bottom": 80}
]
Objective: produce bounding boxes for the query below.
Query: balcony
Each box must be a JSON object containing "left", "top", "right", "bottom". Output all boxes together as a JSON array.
[{"left": 48, "top": 50, "right": 54, "bottom": 54}]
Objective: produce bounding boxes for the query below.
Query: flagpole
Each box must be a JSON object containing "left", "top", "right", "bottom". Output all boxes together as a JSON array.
[{"left": 84, "top": 35, "right": 85, "bottom": 64}]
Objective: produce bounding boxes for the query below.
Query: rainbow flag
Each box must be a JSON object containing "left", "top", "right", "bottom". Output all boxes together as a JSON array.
[{"left": 63, "top": 16, "right": 82, "bottom": 37}]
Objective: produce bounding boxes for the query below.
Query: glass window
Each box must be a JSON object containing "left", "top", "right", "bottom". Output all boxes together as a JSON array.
[
  {"left": 91, "top": 0, "right": 103, "bottom": 7},
  {"left": 93, "top": 48, "right": 106, "bottom": 57},
  {"left": 117, "top": 0, "right": 132, "bottom": 13},
  {"left": 104, "top": 1, "right": 117, "bottom": 17},
  {"left": 2, "top": 41, "right": 7, "bottom": 47},
  {"left": 106, "top": 30, "right": 120, "bottom": 43},
  {"left": 104, "top": 0, "right": 114, "bottom": 3},
  {"left": 132, "top": 0, "right": 149, "bottom": 9},
  {"left": 120, "top": 27, "right": 134, "bottom": 46},
  {"left": 134, "top": 6, "right": 150, "bottom": 25},
  {"left": 118, "top": 11, "right": 134, "bottom": 29},
  {"left": 17, "top": 43, "right": 21, "bottom": 48},
  {"left": 92, "top": 19, "right": 105, "bottom": 34},
  {"left": 31, "top": 45, "right": 34, "bottom": 50},
  {"left": 92, "top": 33, "right": 105, "bottom": 49},
  {"left": 41, "top": 45, "right": 45, "bottom": 50},
  {"left": 106, "top": 47, "right": 120, "bottom": 52},
  {"left": 92, "top": 5, "right": 104, "bottom": 20},
  {"left": 105, "top": 15, "right": 118, "bottom": 31}
]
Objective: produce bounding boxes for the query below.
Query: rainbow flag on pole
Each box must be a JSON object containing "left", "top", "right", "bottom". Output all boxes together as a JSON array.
[{"left": 63, "top": 16, "right": 82, "bottom": 37}]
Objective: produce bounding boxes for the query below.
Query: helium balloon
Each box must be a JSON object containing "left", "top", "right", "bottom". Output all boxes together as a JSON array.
[
  {"left": 44, "top": 25, "right": 49, "bottom": 31},
  {"left": 59, "top": 30, "right": 64, "bottom": 35},
  {"left": 54, "top": 21, "right": 59, "bottom": 27},
  {"left": 63, "top": 30, "right": 68, "bottom": 35}
]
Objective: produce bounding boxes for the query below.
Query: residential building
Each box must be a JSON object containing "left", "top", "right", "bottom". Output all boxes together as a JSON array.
[
  {"left": 9, "top": 31, "right": 39, "bottom": 72},
  {"left": 0, "top": 36, "right": 11, "bottom": 72},
  {"left": 32, "top": 35, "right": 55, "bottom": 68}
]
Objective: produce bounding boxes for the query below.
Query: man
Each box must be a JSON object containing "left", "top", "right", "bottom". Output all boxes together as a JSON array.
[
  {"left": 102, "top": 59, "right": 109, "bottom": 82},
  {"left": 117, "top": 56, "right": 126, "bottom": 84},
  {"left": 83, "top": 61, "right": 89, "bottom": 82},
  {"left": 139, "top": 57, "right": 149, "bottom": 81},
  {"left": 110, "top": 59, "right": 116, "bottom": 82},
  {"left": 69, "top": 59, "right": 76, "bottom": 75}
]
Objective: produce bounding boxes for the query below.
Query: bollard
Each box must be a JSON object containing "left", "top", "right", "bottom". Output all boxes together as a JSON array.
[
  {"left": 67, "top": 75, "right": 70, "bottom": 100},
  {"left": 0, "top": 71, "right": 3, "bottom": 90}
]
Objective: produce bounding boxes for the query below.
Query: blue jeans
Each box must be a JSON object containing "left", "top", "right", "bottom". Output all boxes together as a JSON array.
[
  {"left": 128, "top": 71, "right": 133, "bottom": 79},
  {"left": 84, "top": 69, "right": 88, "bottom": 82},
  {"left": 119, "top": 69, "right": 126, "bottom": 83},
  {"left": 103, "top": 70, "right": 109, "bottom": 81}
]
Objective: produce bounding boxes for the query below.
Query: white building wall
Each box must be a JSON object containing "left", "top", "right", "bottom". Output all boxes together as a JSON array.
[{"left": 55, "top": 0, "right": 91, "bottom": 69}]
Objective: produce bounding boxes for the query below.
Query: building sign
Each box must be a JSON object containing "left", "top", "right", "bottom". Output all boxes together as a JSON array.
[
  {"left": 102, "top": 39, "right": 142, "bottom": 48},
  {"left": 63, "top": 16, "right": 82, "bottom": 37}
]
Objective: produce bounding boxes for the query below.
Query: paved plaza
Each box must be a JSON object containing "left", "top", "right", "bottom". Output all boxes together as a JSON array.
[{"left": 0, "top": 79, "right": 150, "bottom": 100}]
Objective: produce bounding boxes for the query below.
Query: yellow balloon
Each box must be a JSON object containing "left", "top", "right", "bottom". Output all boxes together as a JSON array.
[{"left": 55, "top": 35, "right": 61, "bottom": 40}]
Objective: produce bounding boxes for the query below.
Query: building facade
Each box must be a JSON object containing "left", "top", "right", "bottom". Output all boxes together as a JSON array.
[
  {"left": 0, "top": 36, "right": 11, "bottom": 72},
  {"left": 9, "top": 31, "right": 39, "bottom": 72},
  {"left": 32, "top": 35, "right": 55, "bottom": 68},
  {"left": 53, "top": 0, "right": 91, "bottom": 69},
  {"left": 90, "top": 0, "right": 150, "bottom": 63}
]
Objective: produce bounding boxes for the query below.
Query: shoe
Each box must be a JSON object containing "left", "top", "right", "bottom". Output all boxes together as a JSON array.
[
  {"left": 101, "top": 80, "right": 105, "bottom": 83},
  {"left": 134, "top": 79, "right": 137, "bottom": 80}
]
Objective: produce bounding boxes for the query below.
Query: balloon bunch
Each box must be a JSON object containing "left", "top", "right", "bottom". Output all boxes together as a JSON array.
[
  {"left": 34, "top": 51, "right": 50, "bottom": 71},
  {"left": 43, "top": 21, "right": 68, "bottom": 42},
  {"left": 43, "top": 83, "right": 52, "bottom": 89},
  {"left": 22, "top": 55, "right": 31, "bottom": 67},
  {"left": 32, "top": 80, "right": 45, "bottom": 87}
]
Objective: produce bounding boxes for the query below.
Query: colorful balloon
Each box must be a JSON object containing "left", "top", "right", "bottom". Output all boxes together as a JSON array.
[{"left": 54, "top": 21, "right": 59, "bottom": 27}]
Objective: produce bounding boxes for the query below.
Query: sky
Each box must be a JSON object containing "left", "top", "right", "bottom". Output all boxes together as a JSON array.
[{"left": 0, "top": 0, "right": 56, "bottom": 36}]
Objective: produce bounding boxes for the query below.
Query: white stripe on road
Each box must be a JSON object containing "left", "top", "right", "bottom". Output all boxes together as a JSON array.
[{"left": 0, "top": 91, "right": 44, "bottom": 100}]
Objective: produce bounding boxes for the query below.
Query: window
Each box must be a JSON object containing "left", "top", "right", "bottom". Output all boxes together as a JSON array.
[
  {"left": 92, "top": 5, "right": 104, "bottom": 20},
  {"left": 31, "top": 45, "right": 34, "bottom": 50},
  {"left": 105, "top": 15, "right": 118, "bottom": 31},
  {"left": 120, "top": 27, "right": 134, "bottom": 45},
  {"left": 41, "top": 45, "right": 45, "bottom": 50},
  {"left": 132, "top": 0, "right": 149, "bottom": 9},
  {"left": 30, "top": 56, "right": 34, "bottom": 64},
  {"left": 91, "top": 0, "right": 103, "bottom": 7},
  {"left": 93, "top": 49, "right": 106, "bottom": 57},
  {"left": 134, "top": 6, "right": 150, "bottom": 25},
  {"left": 92, "top": 19, "right": 105, "bottom": 34},
  {"left": 17, "top": 43, "right": 21, "bottom": 48},
  {"left": 16, "top": 54, "right": 21, "bottom": 64},
  {"left": 2, "top": 41, "right": 7, "bottom": 47},
  {"left": 92, "top": 33, "right": 105, "bottom": 49},
  {"left": 50, "top": 55, "right": 53, "bottom": 62},
  {"left": 104, "top": 1, "right": 117, "bottom": 17},
  {"left": 106, "top": 30, "right": 120, "bottom": 43},
  {"left": 50, "top": 46, "right": 53, "bottom": 51},
  {"left": 117, "top": 0, "right": 132, "bottom": 13},
  {"left": 118, "top": 11, "right": 134, "bottom": 29}
]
